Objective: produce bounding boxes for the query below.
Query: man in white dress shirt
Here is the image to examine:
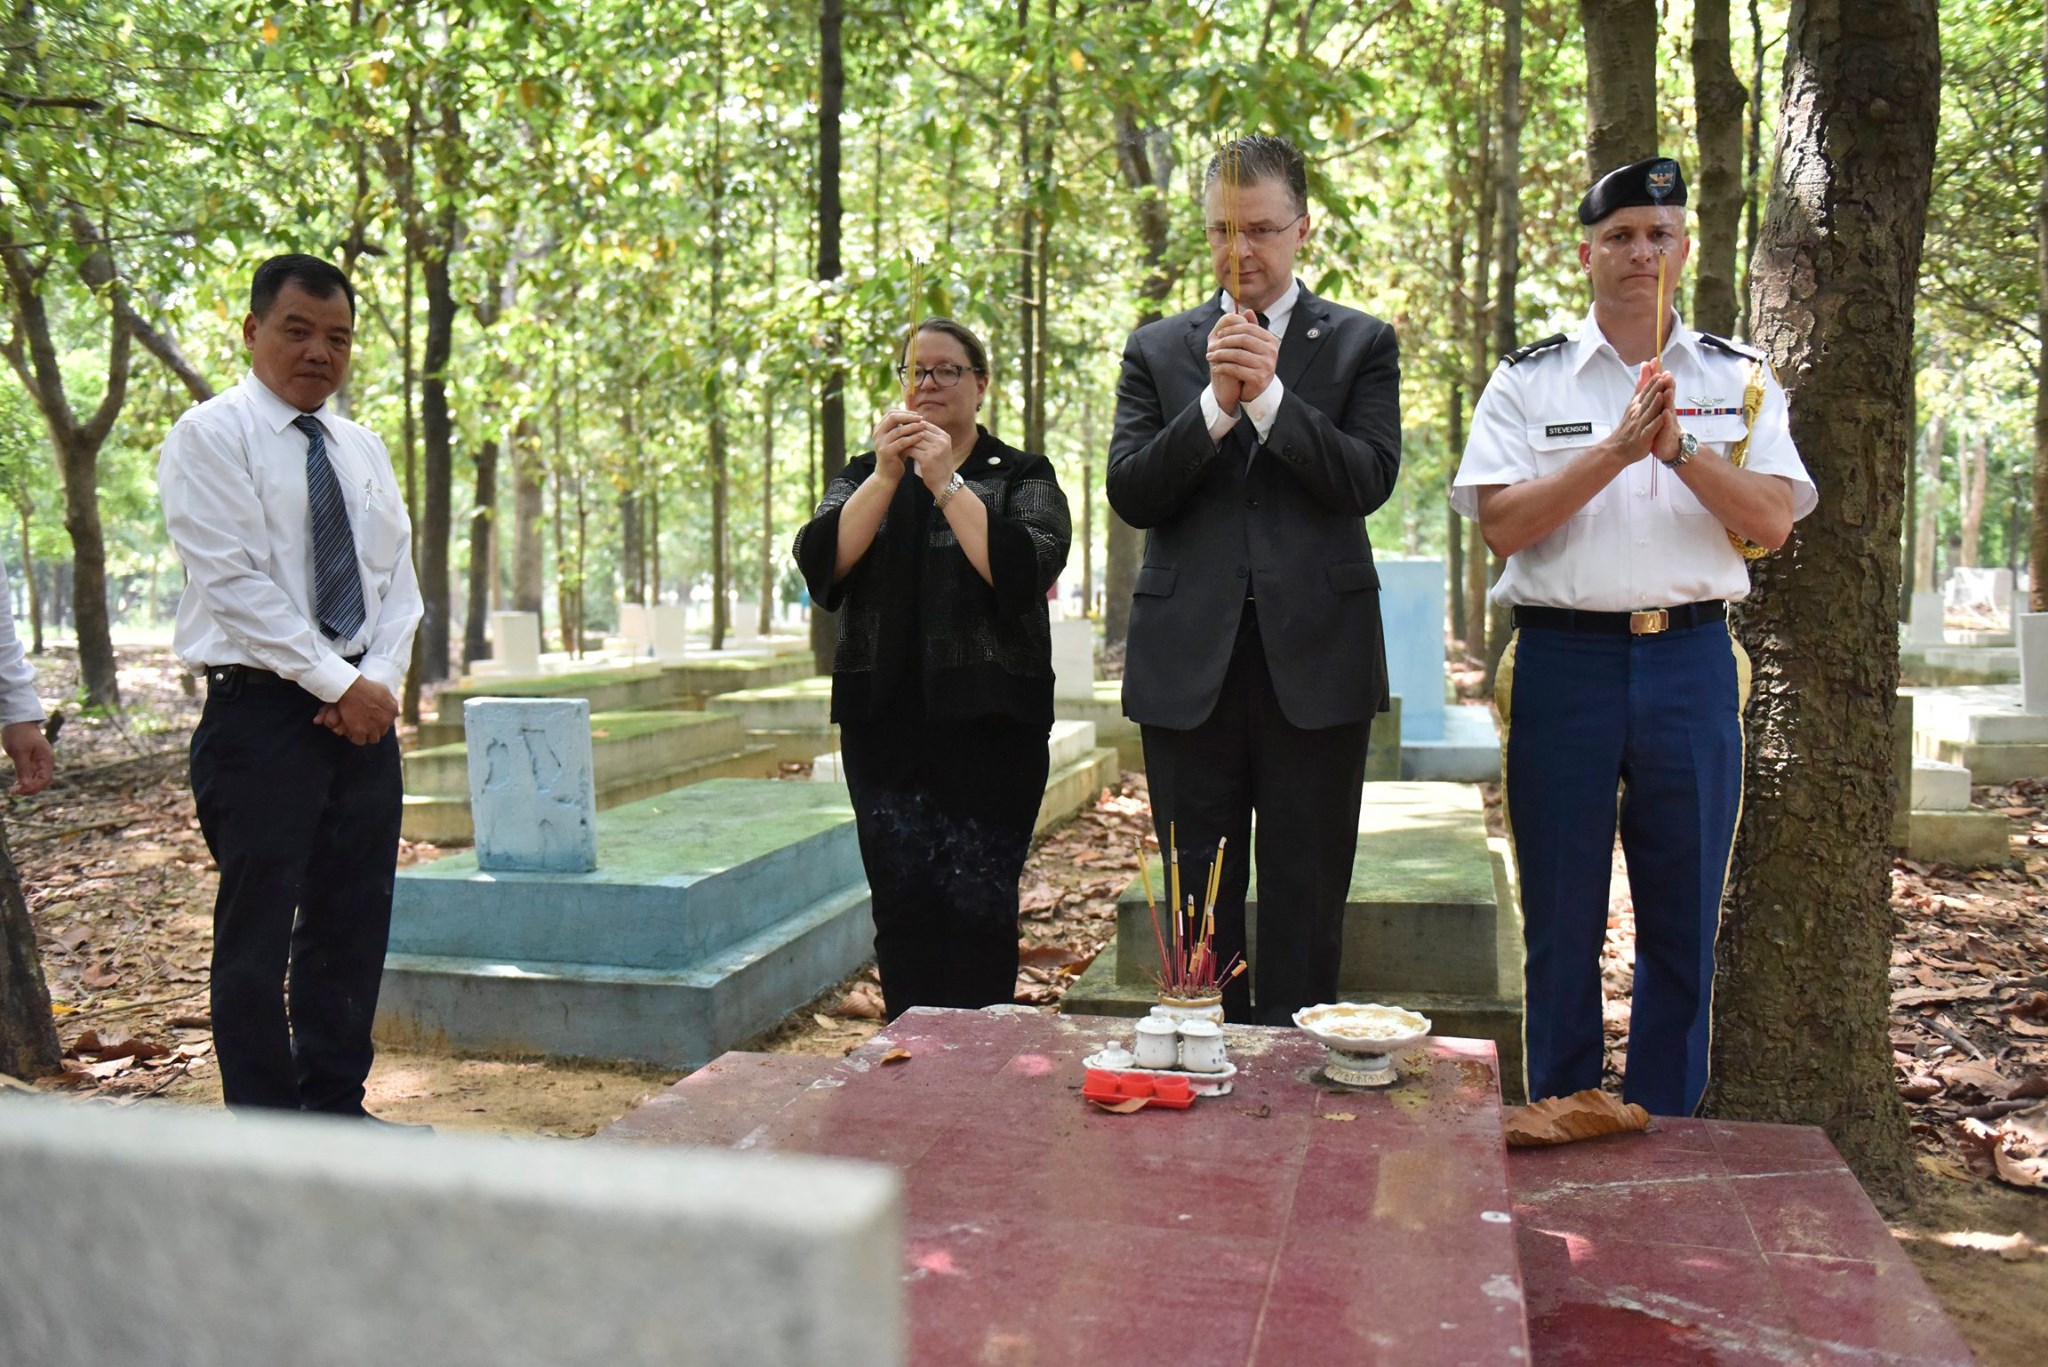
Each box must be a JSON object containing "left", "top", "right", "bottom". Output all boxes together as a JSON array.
[
  {"left": 0, "top": 560, "right": 52, "bottom": 796},
  {"left": 1453, "top": 158, "right": 1816, "bottom": 1116},
  {"left": 159, "top": 254, "right": 421, "bottom": 1119}
]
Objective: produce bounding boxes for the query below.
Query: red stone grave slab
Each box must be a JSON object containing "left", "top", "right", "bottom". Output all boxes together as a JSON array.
[
  {"left": 603, "top": 1006, "right": 1530, "bottom": 1366},
  {"left": 1509, "top": 1120, "right": 1975, "bottom": 1365}
]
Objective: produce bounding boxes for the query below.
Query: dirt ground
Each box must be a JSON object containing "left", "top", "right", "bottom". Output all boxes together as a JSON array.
[{"left": 9, "top": 644, "right": 2047, "bottom": 1362}]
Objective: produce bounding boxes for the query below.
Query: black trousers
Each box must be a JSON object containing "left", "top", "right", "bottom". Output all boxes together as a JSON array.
[
  {"left": 839, "top": 711, "right": 1049, "bottom": 1018},
  {"left": 1142, "top": 603, "right": 1370, "bottom": 1025},
  {"left": 189, "top": 670, "right": 402, "bottom": 1113}
]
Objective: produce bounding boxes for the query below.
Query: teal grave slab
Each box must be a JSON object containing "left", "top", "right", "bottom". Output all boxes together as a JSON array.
[
  {"left": 376, "top": 779, "right": 875, "bottom": 1068},
  {"left": 1375, "top": 558, "right": 1501, "bottom": 781}
]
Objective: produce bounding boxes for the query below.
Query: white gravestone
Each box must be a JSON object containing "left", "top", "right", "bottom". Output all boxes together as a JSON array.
[
  {"left": 650, "top": 603, "right": 689, "bottom": 657},
  {"left": 0, "top": 1098, "right": 903, "bottom": 1367},
  {"left": 2020, "top": 613, "right": 2048, "bottom": 715},
  {"left": 490, "top": 610, "right": 543, "bottom": 675},
  {"left": 1906, "top": 591, "right": 1946, "bottom": 648},
  {"left": 1049, "top": 618, "right": 1096, "bottom": 703},
  {"left": 465, "top": 698, "right": 599, "bottom": 873}
]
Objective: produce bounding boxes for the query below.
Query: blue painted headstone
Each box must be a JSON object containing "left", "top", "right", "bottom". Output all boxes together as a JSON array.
[
  {"left": 1375, "top": 558, "right": 1447, "bottom": 742},
  {"left": 464, "top": 697, "right": 598, "bottom": 873}
]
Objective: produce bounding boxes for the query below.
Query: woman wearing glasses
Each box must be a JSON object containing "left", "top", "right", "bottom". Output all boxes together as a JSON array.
[{"left": 793, "top": 318, "right": 1072, "bottom": 1018}]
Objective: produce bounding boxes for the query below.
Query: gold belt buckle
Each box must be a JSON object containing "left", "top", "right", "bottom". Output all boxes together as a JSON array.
[{"left": 1629, "top": 609, "right": 1670, "bottom": 635}]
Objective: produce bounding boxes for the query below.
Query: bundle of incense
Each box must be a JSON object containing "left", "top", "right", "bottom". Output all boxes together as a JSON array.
[
  {"left": 1140, "top": 831, "right": 1242, "bottom": 999},
  {"left": 1653, "top": 250, "right": 1666, "bottom": 365}
]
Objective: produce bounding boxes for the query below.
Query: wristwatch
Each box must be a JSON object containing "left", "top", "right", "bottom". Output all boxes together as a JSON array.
[
  {"left": 1661, "top": 430, "right": 1699, "bottom": 469},
  {"left": 933, "top": 472, "right": 966, "bottom": 509}
]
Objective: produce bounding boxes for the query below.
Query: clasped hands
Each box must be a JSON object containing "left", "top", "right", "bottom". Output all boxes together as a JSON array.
[
  {"left": 871, "top": 408, "right": 959, "bottom": 497},
  {"left": 314, "top": 676, "right": 400, "bottom": 745},
  {"left": 1610, "top": 361, "right": 1685, "bottom": 469},
  {"left": 1206, "top": 307, "right": 1279, "bottom": 415}
]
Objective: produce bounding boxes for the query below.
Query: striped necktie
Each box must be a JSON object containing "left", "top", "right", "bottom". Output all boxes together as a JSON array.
[{"left": 293, "top": 414, "right": 366, "bottom": 641}]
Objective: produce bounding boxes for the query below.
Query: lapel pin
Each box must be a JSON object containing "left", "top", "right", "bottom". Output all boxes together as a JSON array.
[
  {"left": 1305, "top": 327, "right": 1322, "bottom": 340},
  {"left": 987, "top": 455, "right": 1001, "bottom": 466}
]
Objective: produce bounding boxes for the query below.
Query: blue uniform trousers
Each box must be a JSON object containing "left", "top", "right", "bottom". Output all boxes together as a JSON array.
[{"left": 1499, "top": 619, "right": 1746, "bottom": 1116}]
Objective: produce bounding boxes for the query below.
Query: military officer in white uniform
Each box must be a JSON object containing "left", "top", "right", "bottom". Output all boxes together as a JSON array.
[{"left": 1452, "top": 157, "right": 1817, "bottom": 1116}]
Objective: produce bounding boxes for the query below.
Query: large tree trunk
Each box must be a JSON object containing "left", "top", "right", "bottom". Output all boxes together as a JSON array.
[
  {"left": 760, "top": 385, "right": 777, "bottom": 638},
  {"left": 1579, "top": 0, "right": 1659, "bottom": 177},
  {"left": 1691, "top": 0, "right": 1749, "bottom": 338},
  {"left": 2032, "top": 15, "right": 2048, "bottom": 610},
  {"left": 511, "top": 420, "right": 545, "bottom": 621},
  {"left": 707, "top": 5, "right": 731, "bottom": 653},
  {"left": 461, "top": 436, "right": 497, "bottom": 668},
  {"left": 1711, "top": 0, "right": 1938, "bottom": 1195},
  {"left": 810, "top": 0, "right": 846, "bottom": 675},
  {"left": 0, "top": 822, "right": 59, "bottom": 1080},
  {"left": 18, "top": 503, "right": 41, "bottom": 654},
  {"left": 1106, "top": 106, "right": 1175, "bottom": 652}
]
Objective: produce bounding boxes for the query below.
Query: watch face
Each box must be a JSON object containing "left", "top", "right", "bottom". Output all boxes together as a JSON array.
[{"left": 1680, "top": 431, "right": 1700, "bottom": 455}]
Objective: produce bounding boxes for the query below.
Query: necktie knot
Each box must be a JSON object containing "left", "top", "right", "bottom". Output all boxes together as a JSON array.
[
  {"left": 1255, "top": 311, "right": 1271, "bottom": 331},
  {"left": 293, "top": 414, "right": 324, "bottom": 440}
]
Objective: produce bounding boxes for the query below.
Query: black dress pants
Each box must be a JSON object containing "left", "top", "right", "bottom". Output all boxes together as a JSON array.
[
  {"left": 1142, "top": 603, "right": 1370, "bottom": 1025},
  {"left": 839, "top": 711, "right": 1049, "bottom": 1018},
  {"left": 189, "top": 670, "right": 402, "bottom": 1113}
]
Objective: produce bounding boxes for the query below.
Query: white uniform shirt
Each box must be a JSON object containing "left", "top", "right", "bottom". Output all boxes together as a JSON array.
[
  {"left": 159, "top": 372, "right": 422, "bottom": 702},
  {"left": 1200, "top": 276, "right": 1301, "bottom": 444},
  {"left": 1453, "top": 308, "right": 1817, "bottom": 611},
  {"left": 0, "top": 559, "right": 45, "bottom": 724}
]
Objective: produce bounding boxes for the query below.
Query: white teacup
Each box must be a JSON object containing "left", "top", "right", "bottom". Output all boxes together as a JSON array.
[{"left": 1132, "top": 1017, "right": 1179, "bottom": 1069}]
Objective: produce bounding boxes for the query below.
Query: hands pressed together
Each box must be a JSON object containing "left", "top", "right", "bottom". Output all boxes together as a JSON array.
[
  {"left": 1612, "top": 361, "right": 1684, "bottom": 468},
  {"left": 314, "top": 676, "right": 401, "bottom": 746},
  {"left": 1205, "top": 308, "right": 1280, "bottom": 415},
  {"left": 872, "top": 408, "right": 959, "bottom": 496}
]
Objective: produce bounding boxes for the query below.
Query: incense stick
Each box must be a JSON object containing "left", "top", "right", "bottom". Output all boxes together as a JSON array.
[{"left": 1653, "top": 250, "right": 1666, "bottom": 366}]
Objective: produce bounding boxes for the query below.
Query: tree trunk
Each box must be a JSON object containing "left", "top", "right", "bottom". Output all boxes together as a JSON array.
[
  {"left": 1960, "top": 433, "right": 1988, "bottom": 569},
  {"left": 1711, "top": 0, "right": 1938, "bottom": 1196},
  {"left": 1740, "top": 0, "right": 1767, "bottom": 340},
  {"left": 1106, "top": 105, "right": 1175, "bottom": 652},
  {"left": 2032, "top": 13, "right": 2048, "bottom": 610},
  {"left": 18, "top": 502, "right": 40, "bottom": 653},
  {"left": 0, "top": 821, "right": 59, "bottom": 1080},
  {"left": 760, "top": 385, "right": 776, "bottom": 638},
  {"left": 619, "top": 486, "right": 644, "bottom": 607},
  {"left": 1494, "top": 0, "right": 1524, "bottom": 364},
  {"left": 811, "top": 0, "right": 846, "bottom": 675},
  {"left": 416, "top": 194, "right": 457, "bottom": 686},
  {"left": 512, "top": 420, "right": 545, "bottom": 622},
  {"left": 1579, "top": 0, "right": 1659, "bottom": 178},
  {"left": 462, "top": 436, "right": 497, "bottom": 667},
  {"left": 708, "top": 5, "right": 730, "bottom": 653},
  {"left": 1692, "top": 0, "right": 1749, "bottom": 338},
  {"left": 1914, "top": 409, "right": 1945, "bottom": 593}
]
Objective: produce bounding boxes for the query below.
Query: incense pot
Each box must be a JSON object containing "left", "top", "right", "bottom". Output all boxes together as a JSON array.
[
  {"left": 1293, "top": 1002, "right": 1432, "bottom": 1089},
  {"left": 1151, "top": 994, "right": 1225, "bottom": 1026}
]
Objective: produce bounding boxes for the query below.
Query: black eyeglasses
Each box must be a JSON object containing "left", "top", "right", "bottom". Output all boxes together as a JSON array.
[
  {"left": 1202, "top": 213, "right": 1307, "bottom": 247},
  {"left": 894, "top": 363, "right": 979, "bottom": 389}
]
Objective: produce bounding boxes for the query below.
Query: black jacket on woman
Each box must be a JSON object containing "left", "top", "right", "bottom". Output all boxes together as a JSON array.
[{"left": 793, "top": 427, "right": 1072, "bottom": 726}]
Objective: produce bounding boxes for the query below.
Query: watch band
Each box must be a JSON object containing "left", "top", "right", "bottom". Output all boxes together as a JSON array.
[
  {"left": 933, "top": 472, "right": 966, "bottom": 508},
  {"left": 1661, "top": 431, "right": 1698, "bottom": 469}
]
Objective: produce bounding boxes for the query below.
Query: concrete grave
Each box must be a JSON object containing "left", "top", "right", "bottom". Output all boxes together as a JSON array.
[
  {"left": 465, "top": 698, "right": 598, "bottom": 873},
  {"left": 1896, "top": 693, "right": 2008, "bottom": 864},
  {"left": 1907, "top": 590, "right": 1946, "bottom": 648},
  {"left": 379, "top": 779, "right": 876, "bottom": 1067},
  {"left": 2021, "top": 613, "right": 2048, "bottom": 714},
  {"left": 1913, "top": 683, "right": 2048, "bottom": 782},
  {"left": 0, "top": 1098, "right": 902, "bottom": 1367},
  {"left": 1947, "top": 565, "right": 2014, "bottom": 618},
  {"left": 1048, "top": 617, "right": 1095, "bottom": 702},
  {"left": 1376, "top": 557, "right": 1449, "bottom": 743},
  {"left": 491, "top": 610, "right": 543, "bottom": 675},
  {"left": 1062, "top": 780, "right": 1525, "bottom": 1095},
  {"left": 813, "top": 718, "right": 1115, "bottom": 835}
]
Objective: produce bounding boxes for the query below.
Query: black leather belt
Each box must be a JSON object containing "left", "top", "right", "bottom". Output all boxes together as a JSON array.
[
  {"left": 1513, "top": 602, "right": 1726, "bottom": 636},
  {"left": 205, "top": 655, "right": 365, "bottom": 691}
]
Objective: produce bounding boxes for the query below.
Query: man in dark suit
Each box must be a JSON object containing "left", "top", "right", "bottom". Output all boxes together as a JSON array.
[{"left": 1107, "top": 134, "right": 1401, "bottom": 1025}]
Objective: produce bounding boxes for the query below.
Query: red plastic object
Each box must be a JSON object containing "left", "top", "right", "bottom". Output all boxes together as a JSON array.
[{"left": 1081, "top": 1069, "right": 1194, "bottom": 1110}]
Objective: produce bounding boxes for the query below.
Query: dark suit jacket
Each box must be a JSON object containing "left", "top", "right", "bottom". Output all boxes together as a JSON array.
[{"left": 1106, "top": 286, "right": 1400, "bottom": 731}]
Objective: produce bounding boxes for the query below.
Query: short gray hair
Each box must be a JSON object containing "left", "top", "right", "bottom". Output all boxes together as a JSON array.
[{"left": 1203, "top": 135, "right": 1308, "bottom": 217}]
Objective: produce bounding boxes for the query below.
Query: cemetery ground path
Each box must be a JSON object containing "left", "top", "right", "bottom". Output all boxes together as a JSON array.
[{"left": 7, "top": 646, "right": 2043, "bottom": 1360}]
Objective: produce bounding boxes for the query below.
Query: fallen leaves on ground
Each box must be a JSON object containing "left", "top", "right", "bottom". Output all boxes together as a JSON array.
[{"left": 1505, "top": 1090, "right": 1652, "bottom": 1147}]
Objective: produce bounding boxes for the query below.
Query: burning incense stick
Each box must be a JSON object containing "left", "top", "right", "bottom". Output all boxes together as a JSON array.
[
  {"left": 1653, "top": 249, "right": 1667, "bottom": 365},
  {"left": 1227, "top": 140, "right": 1243, "bottom": 307}
]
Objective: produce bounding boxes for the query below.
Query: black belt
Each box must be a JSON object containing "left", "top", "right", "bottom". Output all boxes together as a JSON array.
[
  {"left": 204, "top": 655, "right": 365, "bottom": 692},
  {"left": 1513, "top": 602, "right": 1726, "bottom": 636}
]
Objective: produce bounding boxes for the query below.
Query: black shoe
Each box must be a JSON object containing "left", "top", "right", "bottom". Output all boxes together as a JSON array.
[{"left": 314, "top": 1105, "right": 434, "bottom": 1135}]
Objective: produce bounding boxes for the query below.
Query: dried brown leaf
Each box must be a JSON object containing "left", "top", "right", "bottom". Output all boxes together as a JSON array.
[
  {"left": 878, "top": 1048, "right": 911, "bottom": 1065},
  {"left": 1505, "top": 1090, "right": 1652, "bottom": 1147},
  {"left": 1893, "top": 983, "right": 1999, "bottom": 1008},
  {"left": 1322, "top": 1111, "right": 1357, "bottom": 1123},
  {"left": 832, "top": 983, "right": 886, "bottom": 1021},
  {"left": 1090, "top": 1096, "right": 1148, "bottom": 1113}
]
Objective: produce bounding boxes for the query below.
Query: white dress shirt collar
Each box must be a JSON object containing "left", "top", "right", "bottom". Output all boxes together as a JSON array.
[
  {"left": 1219, "top": 276, "right": 1302, "bottom": 338},
  {"left": 241, "top": 370, "right": 334, "bottom": 435},
  {"left": 1573, "top": 303, "right": 1697, "bottom": 375}
]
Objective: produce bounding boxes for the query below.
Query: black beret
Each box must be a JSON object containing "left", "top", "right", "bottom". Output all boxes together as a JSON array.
[{"left": 1578, "top": 156, "right": 1688, "bottom": 225}]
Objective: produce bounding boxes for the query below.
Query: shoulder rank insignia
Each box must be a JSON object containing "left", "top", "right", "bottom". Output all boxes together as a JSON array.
[
  {"left": 1698, "top": 332, "right": 1766, "bottom": 363},
  {"left": 1501, "top": 333, "right": 1568, "bottom": 367}
]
